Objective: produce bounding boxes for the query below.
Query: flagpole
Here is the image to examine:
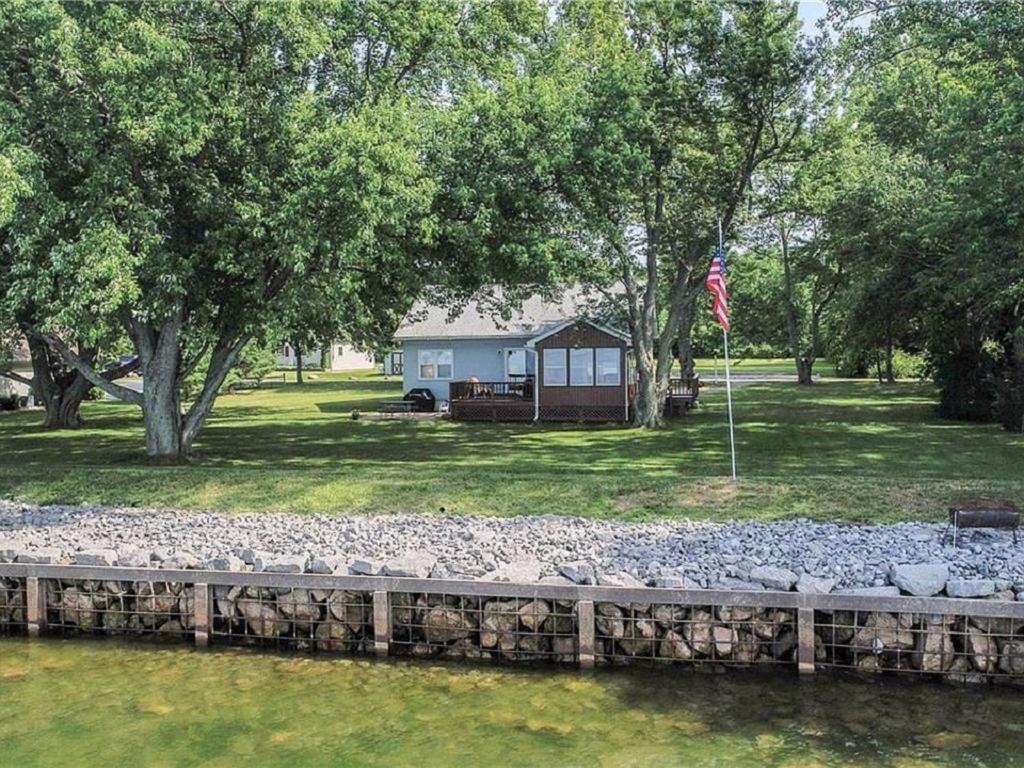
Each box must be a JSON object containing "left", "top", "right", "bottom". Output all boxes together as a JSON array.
[{"left": 719, "top": 217, "right": 738, "bottom": 481}]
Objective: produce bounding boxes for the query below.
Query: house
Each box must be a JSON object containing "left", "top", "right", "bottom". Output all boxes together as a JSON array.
[
  {"left": 277, "top": 342, "right": 376, "bottom": 372},
  {"left": 0, "top": 337, "right": 33, "bottom": 403},
  {"left": 393, "top": 289, "right": 632, "bottom": 422}
]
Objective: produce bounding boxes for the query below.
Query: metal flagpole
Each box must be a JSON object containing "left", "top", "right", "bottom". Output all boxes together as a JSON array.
[{"left": 719, "top": 218, "right": 737, "bottom": 481}]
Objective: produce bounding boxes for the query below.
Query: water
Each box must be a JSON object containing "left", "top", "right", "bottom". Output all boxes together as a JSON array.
[{"left": 1, "top": 639, "right": 1022, "bottom": 767}]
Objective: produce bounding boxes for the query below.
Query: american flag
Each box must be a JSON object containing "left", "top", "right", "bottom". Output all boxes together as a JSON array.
[{"left": 705, "top": 246, "right": 730, "bottom": 332}]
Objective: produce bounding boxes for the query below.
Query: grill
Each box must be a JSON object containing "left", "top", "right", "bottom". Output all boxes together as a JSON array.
[{"left": 404, "top": 388, "right": 436, "bottom": 412}]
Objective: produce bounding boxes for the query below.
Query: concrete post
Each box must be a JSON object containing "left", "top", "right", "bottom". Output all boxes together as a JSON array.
[
  {"left": 578, "top": 600, "right": 595, "bottom": 669},
  {"left": 373, "top": 591, "right": 390, "bottom": 657},
  {"left": 25, "top": 577, "right": 45, "bottom": 638},
  {"left": 194, "top": 583, "right": 210, "bottom": 648},
  {"left": 797, "top": 607, "right": 816, "bottom": 674}
]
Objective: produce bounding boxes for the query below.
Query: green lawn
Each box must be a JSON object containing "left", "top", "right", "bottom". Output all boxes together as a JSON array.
[
  {"left": 0, "top": 375, "right": 1019, "bottom": 522},
  {"left": 691, "top": 357, "right": 838, "bottom": 377}
]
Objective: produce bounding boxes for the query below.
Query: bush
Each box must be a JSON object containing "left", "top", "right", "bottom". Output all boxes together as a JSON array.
[
  {"left": 0, "top": 394, "right": 19, "bottom": 411},
  {"left": 890, "top": 350, "right": 926, "bottom": 380}
]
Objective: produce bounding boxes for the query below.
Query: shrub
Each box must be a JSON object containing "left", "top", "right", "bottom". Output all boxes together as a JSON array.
[{"left": 0, "top": 394, "right": 19, "bottom": 411}]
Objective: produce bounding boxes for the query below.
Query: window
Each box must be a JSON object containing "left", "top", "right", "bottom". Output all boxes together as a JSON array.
[
  {"left": 506, "top": 348, "right": 527, "bottom": 377},
  {"left": 596, "top": 348, "right": 621, "bottom": 386},
  {"left": 418, "top": 349, "right": 453, "bottom": 380},
  {"left": 570, "top": 348, "right": 594, "bottom": 386},
  {"left": 337, "top": 346, "right": 344, "bottom": 357},
  {"left": 543, "top": 348, "right": 567, "bottom": 386}
]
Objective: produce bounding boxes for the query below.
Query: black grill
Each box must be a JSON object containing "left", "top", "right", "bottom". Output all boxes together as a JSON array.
[{"left": 404, "top": 388, "right": 436, "bottom": 412}]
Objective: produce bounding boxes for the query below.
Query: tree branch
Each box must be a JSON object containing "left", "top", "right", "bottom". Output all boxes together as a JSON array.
[
  {"left": 38, "top": 334, "right": 144, "bottom": 406},
  {"left": 0, "top": 369, "right": 33, "bottom": 388}
]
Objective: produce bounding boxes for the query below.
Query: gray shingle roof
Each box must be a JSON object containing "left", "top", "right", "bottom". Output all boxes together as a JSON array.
[{"left": 394, "top": 287, "right": 609, "bottom": 341}]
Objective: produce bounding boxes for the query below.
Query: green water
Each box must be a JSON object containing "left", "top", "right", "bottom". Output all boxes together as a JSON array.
[{"left": 1, "top": 639, "right": 1023, "bottom": 767}]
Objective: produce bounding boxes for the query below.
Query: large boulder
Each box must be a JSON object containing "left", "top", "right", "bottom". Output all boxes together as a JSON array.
[
  {"left": 851, "top": 612, "right": 914, "bottom": 651},
  {"left": 795, "top": 574, "right": 835, "bottom": 594},
  {"left": 658, "top": 630, "right": 693, "bottom": 660},
  {"left": 382, "top": 554, "right": 437, "bottom": 579},
  {"left": 618, "top": 618, "right": 656, "bottom": 657},
  {"left": 480, "top": 599, "right": 520, "bottom": 650},
  {"left": 749, "top": 566, "right": 797, "bottom": 592},
  {"left": 999, "top": 640, "right": 1024, "bottom": 675},
  {"left": 913, "top": 622, "right": 955, "bottom": 673},
  {"left": 327, "top": 591, "right": 369, "bottom": 631},
  {"left": 682, "top": 609, "right": 714, "bottom": 656},
  {"left": 422, "top": 607, "right": 475, "bottom": 643},
  {"left": 965, "top": 628, "right": 998, "bottom": 673},
  {"left": 237, "top": 598, "right": 289, "bottom": 638},
  {"left": 889, "top": 564, "right": 948, "bottom": 596},
  {"left": 595, "top": 603, "right": 626, "bottom": 640},
  {"left": 945, "top": 579, "right": 996, "bottom": 599},
  {"left": 517, "top": 600, "right": 551, "bottom": 632},
  {"left": 278, "top": 588, "right": 321, "bottom": 630}
]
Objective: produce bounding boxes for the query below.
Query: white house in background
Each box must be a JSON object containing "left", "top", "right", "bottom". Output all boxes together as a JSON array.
[
  {"left": 277, "top": 342, "right": 377, "bottom": 372},
  {"left": 0, "top": 337, "right": 33, "bottom": 402}
]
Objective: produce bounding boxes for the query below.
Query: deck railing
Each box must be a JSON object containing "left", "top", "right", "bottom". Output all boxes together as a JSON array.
[{"left": 449, "top": 379, "right": 533, "bottom": 402}]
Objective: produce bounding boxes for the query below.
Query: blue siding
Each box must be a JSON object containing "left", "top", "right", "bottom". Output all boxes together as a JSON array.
[{"left": 400, "top": 338, "right": 534, "bottom": 404}]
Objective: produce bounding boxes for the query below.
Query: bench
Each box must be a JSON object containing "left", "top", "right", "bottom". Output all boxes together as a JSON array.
[
  {"left": 945, "top": 499, "right": 1021, "bottom": 547},
  {"left": 380, "top": 400, "right": 416, "bottom": 418}
]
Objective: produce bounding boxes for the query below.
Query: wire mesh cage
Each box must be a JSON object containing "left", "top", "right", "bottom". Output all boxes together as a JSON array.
[
  {"left": 211, "top": 585, "right": 374, "bottom": 654},
  {"left": 594, "top": 602, "right": 797, "bottom": 667},
  {"left": 390, "top": 592, "right": 579, "bottom": 663},
  {"left": 44, "top": 579, "right": 193, "bottom": 640},
  {"left": 814, "top": 609, "right": 1024, "bottom": 681},
  {"left": 0, "top": 577, "right": 27, "bottom": 635}
]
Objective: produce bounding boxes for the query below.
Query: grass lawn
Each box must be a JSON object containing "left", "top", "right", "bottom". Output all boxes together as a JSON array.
[
  {"left": 0, "top": 374, "right": 1020, "bottom": 523},
  {"left": 691, "top": 357, "right": 838, "bottom": 377}
]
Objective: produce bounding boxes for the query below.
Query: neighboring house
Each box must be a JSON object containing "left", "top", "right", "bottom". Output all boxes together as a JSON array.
[
  {"left": 277, "top": 342, "right": 376, "bottom": 372},
  {"left": 0, "top": 337, "right": 33, "bottom": 402},
  {"left": 393, "top": 289, "right": 632, "bottom": 422}
]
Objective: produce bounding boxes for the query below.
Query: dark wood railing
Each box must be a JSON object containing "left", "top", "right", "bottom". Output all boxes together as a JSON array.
[{"left": 449, "top": 379, "right": 534, "bottom": 401}]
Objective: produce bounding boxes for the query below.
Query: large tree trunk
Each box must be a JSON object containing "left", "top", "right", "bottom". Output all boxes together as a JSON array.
[
  {"left": 294, "top": 342, "right": 304, "bottom": 385},
  {"left": 140, "top": 325, "right": 186, "bottom": 461},
  {"left": 778, "top": 223, "right": 812, "bottom": 385},
  {"left": 25, "top": 333, "right": 93, "bottom": 429}
]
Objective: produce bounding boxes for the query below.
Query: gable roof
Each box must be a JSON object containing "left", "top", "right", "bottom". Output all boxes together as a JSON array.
[
  {"left": 394, "top": 286, "right": 619, "bottom": 341},
  {"left": 525, "top": 318, "right": 631, "bottom": 347}
]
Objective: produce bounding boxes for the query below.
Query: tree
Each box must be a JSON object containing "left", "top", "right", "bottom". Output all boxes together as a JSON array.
[
  {"left": 0, "top": 1, "right": 547, "bottom": 457},
  {"left": 549, "top": 0, "right": 811, "bottom": 426},
  {"left": 827, "top": 0, "right": 1024, "bottom": 426}
]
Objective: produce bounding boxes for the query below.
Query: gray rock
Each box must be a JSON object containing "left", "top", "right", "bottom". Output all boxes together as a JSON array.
[
  {"left": 890, "top": 563, "right": 949, "bottom": 596},
  {"left": 558, "top": 561, "right": 596, "bottom": 585},
  {"left": 204, "top": 554, "right": 247, "bottom": 572},
  {"left": 381, "top": 554, "right": 436, "bottom": 579},
  {"left": 16, "top": 548, "right": 63, "bottom": 564},
  {"left": 481, "top": 560, "right": 544, "bottom": 583},
  {"left": 750, "top": 565, "right": 798, "bottom": 591},
  {"left": 307, "top": 555, "right": 346, "bottom": 575},
  {"left": 945, "top": 578, "right": 996, "bottom": 598},
  {"left": 348, "top": 558, "right": 383, "bottom": 576},
  {"left": 73, "top": 548, "right": 119, "bottom": 567},
  {"left": 653, "top": 575, "right": 702, "bottom": 589},
  {"left": 254, "top": 553, "right": 307, "bottom": 574},
  {"left": 0, "top": 541, "right": 20, "bottom": 562},
  {"left": 597, "top": 571, "right": 646, "bottom": 588},
  {"left": 795, "top": 574, "right": 835, "bottom": 594}
]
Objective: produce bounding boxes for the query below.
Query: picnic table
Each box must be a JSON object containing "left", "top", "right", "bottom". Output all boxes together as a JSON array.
[{"left": 380, "top": 399, "right": 415, "bottom": 418}]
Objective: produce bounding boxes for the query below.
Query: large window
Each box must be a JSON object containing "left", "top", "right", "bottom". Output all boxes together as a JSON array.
[
  {"left": 596, "top": 348, "right": 621, "bottom": 386},
  {"left": 543, "top": 348, "right": 567, "bottom": 386},
  {"left": 418, "top": 349, "right": 453, "bottom": 380},
  {"left": 569, "top": 348, "right": 594, "bottom": 386}
]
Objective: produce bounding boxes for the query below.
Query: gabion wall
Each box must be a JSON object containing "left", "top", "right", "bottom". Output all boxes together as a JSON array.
[
  {"left": 212, "top": 586, "right": 374, "bottom": 653},
  {"left": 815, "top": 609, "right": 1024, "bottom": 682},
  {"left": 44, "top": 579, "right": 193, "bottom": 640},
  {"left": 595, "top": 602, "right": 796, "bottom": 666},
  {"left": 4, "top": 567, "right": 1024, "bottom": 686},
  {"left": 0, "top": 577, "right": 26, "bottom": 635}
]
